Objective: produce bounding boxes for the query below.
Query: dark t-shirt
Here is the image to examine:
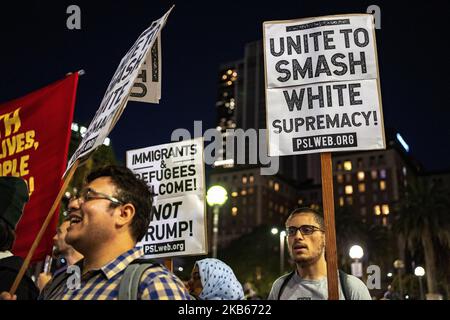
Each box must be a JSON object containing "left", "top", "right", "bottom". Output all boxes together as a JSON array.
[{"left": 0, "top": 255, "right": 39, "bottom": 300}]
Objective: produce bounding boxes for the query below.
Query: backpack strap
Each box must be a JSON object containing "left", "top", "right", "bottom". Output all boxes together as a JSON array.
[
  {"left": 338, "top": 270, "right": 350, "bottom": 300},
  {"left": 277, "top": 270, "right": 295, "bottom": 300},
  {"left": 118, "top": 259, "right": 158, "bottom": 300}
]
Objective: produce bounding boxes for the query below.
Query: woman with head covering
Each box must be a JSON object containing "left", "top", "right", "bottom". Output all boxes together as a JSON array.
[{"left": 187, "top": 258, "right": 244, "bottom": 300}]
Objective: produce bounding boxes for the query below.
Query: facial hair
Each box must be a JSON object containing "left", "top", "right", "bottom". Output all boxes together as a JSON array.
[{"left": 293, "top": 237, "right": 325, "bottom": 267}]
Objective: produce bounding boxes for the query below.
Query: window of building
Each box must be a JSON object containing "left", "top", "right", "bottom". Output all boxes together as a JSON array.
[
  {"left": 338, "top": 186, "right": 344, "bottom": 195},
  {"left": 248, "top": 187, "right": 254, "bottom": 194},
  {"left": 336, "top": 161, "right": 342, "bottom": 171},
  {"left": 380, "top": 180, "right": 386, "bottom": 191},
  {"left": 402, "top": 166, "right": 407, "bottom": 176},
  {"left": 382, "top": 204, "right": 390, "bottom": 215},
  {"left": 361, "top": 207, "right": 367, "bottom": 216},
  {"left": 346, "top": 197, "right": 353, "bottom": 205},
  {"left": 269, "top": 201, "right": 273, "bottom": 208},
  {"left": 339, "top": 197, "right": 344, "bottom": 207},
  {"left": 231, "top": 191, "right": 238, "bottom": 197},
  {"left": 374, "top": 205, "right": 381, "bottom": 215},
  {"left": 345, "top": 174, "right": 352, "bottom": 183},
  {"left": 337, "top": 174, "right": 344, "bottom": 183},
  {"left": 358, "top": 183, "right": 366, "bottom": 193},
  {"left": 344, "top": 161, "right": 352, "bottom": 171},
  {"left": 241, "top": 189, "right": 247, "bottom": 196},
  {"left": 357, "top": 158, "right": 364, "bottom": 168},
  {"left": 372, "top": 182, "right": 378, "bottom": 191},
  {"left": 357, "top": 171, "right": 365, "bottom": 181},
  {"left": 274, "top": 182, "right": 280, "bottom": 192},
  {"left": 380, "top": 169, "right": 387, "bottom": 179},
  {"left": 378, "top": 155, "right": 385, "bottom": 164},
  {"left": 249, "top": 175, "right": 254, "bottom": 184},
  {"left": 373, "top": 194, "right": 378, "bottom": 202},
  {"left": 360, "top": 195, "right": 366, "bottom": 204},
  {"left": 298, "top": 198, "right": 304, "bottom": 205},
  {"left": 242, "top": 175, "right": 247, "bottom": 184},
  {"left": 382, "top": 217, "right": 388, "bottom": 226},
  {"left": 369, "top": 156, "right": 375, "bottom": 166},
  {"left": 280, "top": 205, "right": 284, "bottom": 214},
  {"left": 231, "top": 207, "right": 238, "bottom": 216},
  {"left": 371, "top": 170, "right": 378, "bottom": 180},
  {"left": 345, "top": 185, "right": 353, "bottom": 195},
  {"left": 269, "top": 179, "right": 274, "bottom": 188}
]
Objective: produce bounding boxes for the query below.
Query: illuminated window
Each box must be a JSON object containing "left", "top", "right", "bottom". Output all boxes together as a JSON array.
[
  {"left": 344, "top": 161, "right": 352, "bottom": 171},
  {"left": 337, "top": 174, "right": 344, "bottom": 183},
  {"left": 380, "top": 180, "right": 386, "bottom": 191},
  {"left": 269, "top": 180, "right": 274, "bottom": 188},
  {"left": 358, "top": 183, "right": 366, "bottom": 193},
  {"left": 298, "top": 199, "right": 304, "bottom": 205},
  {"left": 248, "top": 187, "right": 254, "bottom": 194},
  {"left": 227, "top": 81, "right": 232, "bottom": 86},
  {"left": 232, "top": 71, "right": 237, "bottom": 77},
  {"left": 339, "top": 197, "right": 344, "bottom": 207},
  {"left": 371, "top": 170, "right": 378, "bottom": 180},
  {"left": 402, "top": 167, "right": 407, "bottom": 176},
  {"left": 227, "top": 69, "right": 233, "bottom": 75},
  {"left": 374, "top": 205, "right": 381, "bottom": 216},
  {"left": 380, "top": 169, "right": 387, "bottom": 179},
  {"left": 242, "top": 175, "right": 247, "bottom": 184},
  {"left": 231, "top": 207, "right": 238, "bottom": 216},
  {"left": 241, "top": 189, "right": 247, "bottom": 196},
  {"left": 345, "top": 185, "right": 353, "bottom": 195},
  {"left": 382, "top": 217, "right": 388, "bottom": 226},
  {"left": 274, "top": 182, "right": 280, "bottom": 192},
  {"left": 346, "top": 197, "right": 353, "bottom": 205},
  {"left": 382, "top": 204, "right": 390, "bottom": 215},
  {"left": 357, "top": 171, "right": 365, "bottom": 181},
  {"left": 249, "top": 175, "right": 254, "bottom": 184},
  {"left": 231, "top": 191, "right": 238, "bottom": 197}
]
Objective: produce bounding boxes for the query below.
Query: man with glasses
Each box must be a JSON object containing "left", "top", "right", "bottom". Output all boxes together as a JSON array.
[
  {"left": 2, "top": 165, "right": 191, "bottom": 300},
  {"left": 268, "top": 207, "right": 371, "bottom": 300}
]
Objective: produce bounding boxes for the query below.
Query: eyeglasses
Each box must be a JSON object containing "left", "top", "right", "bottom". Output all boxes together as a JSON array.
[
  {"left": 286, "top": 225, "right": 324, "bottom": 237},
  {"left": 64, "top": 188, "right": 124, "bottom": 216}
]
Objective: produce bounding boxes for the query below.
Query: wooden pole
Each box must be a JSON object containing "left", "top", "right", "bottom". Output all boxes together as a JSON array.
[
  {"left": 164, "top": 259, "right": 173, "bottom": 272},
  {"left": 9, "top": 160, "right": 80, "bottom": 295},
  {"left": 320, "top": 152, "right": 339, "bottom": 300}
]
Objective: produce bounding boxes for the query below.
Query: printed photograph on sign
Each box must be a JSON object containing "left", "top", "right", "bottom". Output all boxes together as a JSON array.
[{"left": 126, "top": 138, "right": 206, "bottom": 259}]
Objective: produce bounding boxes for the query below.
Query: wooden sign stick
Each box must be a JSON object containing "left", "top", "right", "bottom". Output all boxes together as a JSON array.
[
  {"left": 164, "top": 259, "right": 173, "bottom": 272},
  {"left": 320, "top": 152, "right": 339, "bottom": 300},
  {"left": 9, "top": 160, "right": 80, "bottom": 295}
]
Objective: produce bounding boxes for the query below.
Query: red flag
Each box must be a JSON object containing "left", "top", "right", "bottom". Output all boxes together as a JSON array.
[{"left": 0, "top": 74, "right": 78, "bottom": 261}]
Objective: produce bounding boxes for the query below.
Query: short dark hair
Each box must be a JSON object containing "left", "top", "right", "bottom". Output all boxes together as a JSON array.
[
  {"left": 285, "top": 207, "right": 325, "bottom": 230},
  {"left": 86, "top": 165, "right": 153, "bottom": 242},
  {"left": 0, "top": 218, "right": 15, "bottom": 251}
]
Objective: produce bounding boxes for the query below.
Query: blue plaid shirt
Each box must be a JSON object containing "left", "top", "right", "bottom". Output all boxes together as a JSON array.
[{"left": 40, "top": 248, "right": 192, "bottom": 300}]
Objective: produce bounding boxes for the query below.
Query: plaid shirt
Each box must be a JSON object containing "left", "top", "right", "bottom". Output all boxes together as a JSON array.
[{"left": 40, "top": 248, "right": 191, "bottom": 300}]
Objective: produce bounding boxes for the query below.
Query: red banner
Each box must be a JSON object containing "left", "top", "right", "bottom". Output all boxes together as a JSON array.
[{"left": 0, "top": 74, "right": 78, "bottom": 261}]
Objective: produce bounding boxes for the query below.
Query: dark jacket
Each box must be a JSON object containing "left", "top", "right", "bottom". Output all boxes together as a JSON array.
[{"left": 0, "top": 255, "right": 39, "bottom": 300}]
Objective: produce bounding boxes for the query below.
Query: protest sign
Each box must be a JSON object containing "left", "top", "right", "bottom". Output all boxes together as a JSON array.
[
  {"left": 129, "top": 36, "right": 162, "bottom": 104},
  {"left": 67, "top": 7, "right": 173, "bottom": 171},
  {"left": 126, "top": 138, "right": 207, "bottom": 259},
  {"left": 264, "top": 14, "right": 385, "bottom": 156}
]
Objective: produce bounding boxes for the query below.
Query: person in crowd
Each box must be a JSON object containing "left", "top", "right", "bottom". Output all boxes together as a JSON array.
[
  {"left": 268, "top": 207, "right": 372, "bottom": 300},
  {"left": 0, "top": 177, "right": 39, "bottom": 300},
  {"left": 187, "top": 258, "right": 244, "bottom": 300}
]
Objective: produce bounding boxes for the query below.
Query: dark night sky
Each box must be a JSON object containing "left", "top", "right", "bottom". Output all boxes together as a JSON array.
[{"left": 0, "top": 0, "right": 449, "bottom": 171}]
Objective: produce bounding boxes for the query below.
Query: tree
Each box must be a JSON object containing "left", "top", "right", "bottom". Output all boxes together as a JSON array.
[{"left": 393, "top": 179, "right": 450, "bottom": 296}]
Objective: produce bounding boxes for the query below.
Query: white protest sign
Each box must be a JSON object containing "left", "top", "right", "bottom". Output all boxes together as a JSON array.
[
  {"left": 263, "top": 14, "right": 385, "bottom": 156},
  {"left": 67, "top": 8, "right": 173, "bottom": 171},
  {"left": 129, "top": 36, "right": 162, "bottom": 104},
  {"left": 126, "top": 138, "right": 207, "bottom": 258}
]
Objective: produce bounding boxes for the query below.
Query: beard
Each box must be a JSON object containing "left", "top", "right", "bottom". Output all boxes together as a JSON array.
[{"left": 292, "top": 239, "right": 325, "bottom": 267}]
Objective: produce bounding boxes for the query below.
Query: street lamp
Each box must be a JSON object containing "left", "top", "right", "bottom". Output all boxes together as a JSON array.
[
  {"left": 393, "top": 259, "right": 405, "bottom": 300},
  {"left": 349, "top": 245, "right": 364, "bottom": 278},
  {"left": 271, "top": 227, "right": 286, "bottom": 274},
  {"left": 206, "top": 185, "right": 228, "bottom": 258},
  {"left": 414, "top": 266, "right": 425, "bottom": 300},
  {"left": 279, "top": 230, "right": 286, "bottom": 273}
]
